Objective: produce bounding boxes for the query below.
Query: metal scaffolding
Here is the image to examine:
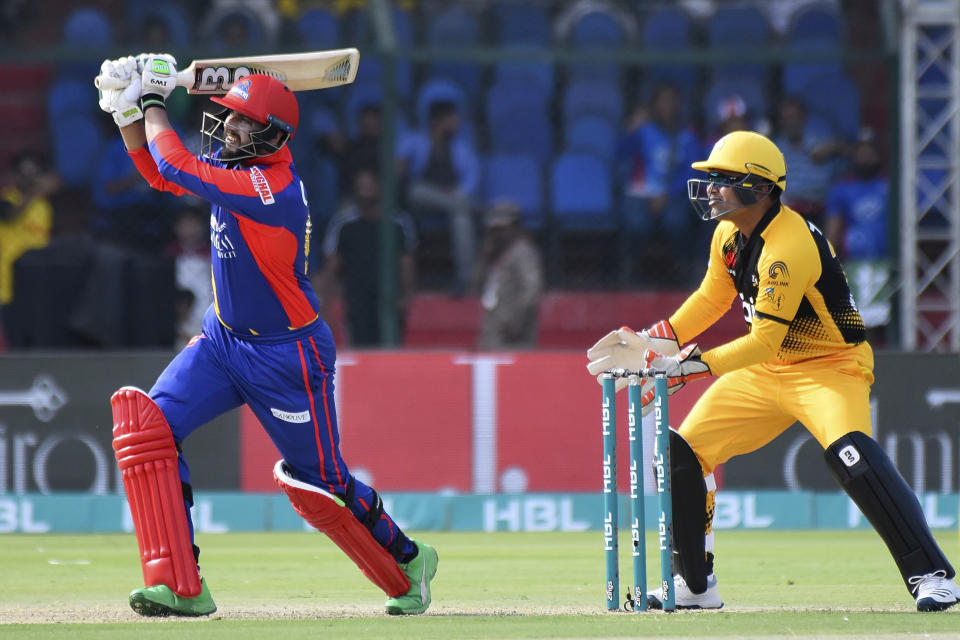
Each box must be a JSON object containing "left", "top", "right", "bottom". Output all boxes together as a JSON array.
[{"left": 900, "top": 0, "right": 960, "bottom": 351}]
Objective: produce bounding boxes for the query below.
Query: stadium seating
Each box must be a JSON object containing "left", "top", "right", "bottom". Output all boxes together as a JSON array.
[
  {"left": 706, "top": 4, "right": 771, "bottom": 88},
  {"left": 62, "top": 7, "right": 112, "bottom": 48},
  {"left": 550, "top": 152, "right": 614, "bottom": 230},
  {"left": 51, "top": 114, "right": 103, "bottom": 188},
  {"left": 782, "top": 4, "right": 846, "bottom": 94},
  {"left": 126, "top": 1, "right": 191, "bottom": 46},
  {"left": 562, "top": 79, "right": 623, "bottom": 129},
  {"left": 802, "top": 70, "right": 860, "bottom": 139},
  {"left": 297, "top": 8, "right": 339, "bottom": 49},
  {"left": 640, "top": 6, "right": 696, "bottom": 102},
  {"left": 564, "top": 115, "right": 618, "bottom": 160},
  {"left": 495, "top": 2, "right": 551, "bottom": 46},
  {"left": 427, "top": 6, "right": 483, "bottom": 100},
  {"left": 485, "top": 80, "right": 553, "bottom": 161},
  {"left": 483, "top": 153, "right": 545, "bottom": 229}
]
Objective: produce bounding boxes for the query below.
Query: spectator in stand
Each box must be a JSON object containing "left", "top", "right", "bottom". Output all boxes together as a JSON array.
[
  {"left": 337, "top": 103, "right": 382, "bottom": 195},
  {"left": 398, "top": 99, "right": 479, "bottom": 294},
  {"left": 824, "top": 131, "right": 891, "bottom": 341},
  {"left": 317, "top": 168, "right": 417, "bottom": 347},
  {"left": 0, "top": 150, "right": 56, "bottom": 344},
  {"left": 773, "top": 96, "right": 847, "bottom": 225},
  {"left": 471, "top": 201, "right": 544, "bottom": 350},
  {"left": 165, "top": 205, "right": 213, "bottom": 348},
  {"left": 617, "top": 83, "right": 703, "bottom": 281}
]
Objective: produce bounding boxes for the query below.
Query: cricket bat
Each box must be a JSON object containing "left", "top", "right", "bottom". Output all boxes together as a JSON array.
[{"left": 94, "top": 48, "right": 359, "bottom": 94}]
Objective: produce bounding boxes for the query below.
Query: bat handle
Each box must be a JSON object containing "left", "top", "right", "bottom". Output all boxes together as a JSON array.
[{"left": 94, "top": 74, "right": 125, "bottom": 90}]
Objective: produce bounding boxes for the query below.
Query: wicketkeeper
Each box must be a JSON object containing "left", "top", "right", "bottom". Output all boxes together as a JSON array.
[
  {"left": 588, "top": 131, "right": 959, "bottom": 612},
  {"left": 98, "top": 54, "right": 437, "bottom": 617}
]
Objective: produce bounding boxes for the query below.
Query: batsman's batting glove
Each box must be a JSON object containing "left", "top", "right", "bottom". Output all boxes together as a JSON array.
[
  {"left": 97, "top": 57, "right": 144, "bottom": 127},
  {"left": 139, "top": 53, "right": 178, "bottom": 111},
  {"left": 586, "top": 320, "right": 681, "bottom": 392},
  {"left": 643, "top": 343, "right": 712, "bottom": 397}
]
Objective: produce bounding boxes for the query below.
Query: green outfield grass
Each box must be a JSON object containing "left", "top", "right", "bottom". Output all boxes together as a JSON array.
[{"left": 1, "top": 530, "right": 959, "bottom": 638}]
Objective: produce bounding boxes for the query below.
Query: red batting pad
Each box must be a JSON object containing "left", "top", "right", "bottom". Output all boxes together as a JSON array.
[
  {"left": 273, "top": 460, "right": 410, "bottom": 596},
  {"left": 112, "top": 387, "right": 201, "bottom": 598}
]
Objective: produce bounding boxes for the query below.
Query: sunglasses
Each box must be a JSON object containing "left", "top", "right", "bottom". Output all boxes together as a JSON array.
[{"left": 706, "top": 171, "right": 746, "bottom": 186}]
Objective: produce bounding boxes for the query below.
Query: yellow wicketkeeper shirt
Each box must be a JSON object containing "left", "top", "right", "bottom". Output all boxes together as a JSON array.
[{"left": 668, "top": 203, "right": 867, "bottom": 376}]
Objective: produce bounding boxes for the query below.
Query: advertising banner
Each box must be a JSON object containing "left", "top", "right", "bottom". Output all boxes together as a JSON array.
[{"left": 0, "top": 354, "right": 239, "bottom": 493}]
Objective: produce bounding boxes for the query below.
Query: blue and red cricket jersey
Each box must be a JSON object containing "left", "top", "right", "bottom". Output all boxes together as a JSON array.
[{"left": 128, "top": 129, "right": 411, "bottom": 559}]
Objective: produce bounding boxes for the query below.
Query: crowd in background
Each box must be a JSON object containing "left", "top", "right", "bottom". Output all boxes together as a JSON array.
[{"left": 0, "top": 0, "right": 893, "bottom": 350}]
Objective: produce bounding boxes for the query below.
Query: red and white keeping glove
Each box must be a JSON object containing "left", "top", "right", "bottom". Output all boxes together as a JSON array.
[
  {"left": 643, "top": 343, "right": 712, "bottom": 397},
  {"left": 586, "top": 320, "right": 681, "bottom": 392}
]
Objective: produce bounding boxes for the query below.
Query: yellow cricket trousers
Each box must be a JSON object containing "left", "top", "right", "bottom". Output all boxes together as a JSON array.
[{"left": 679, "top": 342, "right": 875, "bottom": 474}]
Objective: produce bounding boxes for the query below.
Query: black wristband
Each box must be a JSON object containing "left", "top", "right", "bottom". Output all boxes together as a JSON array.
[{"left": 140, "top": 94, "right": 166, "bottom": 112}]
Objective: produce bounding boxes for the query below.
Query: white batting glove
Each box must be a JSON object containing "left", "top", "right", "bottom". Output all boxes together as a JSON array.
[
  {"left": 97, "top": 57, "right": 144, "bottom": 127},
  {"left": 140, "top": 53, "right": 178, "bottom": 108},
  {"left": 586, "top": 320, "right": 681, "bottom": 392}
]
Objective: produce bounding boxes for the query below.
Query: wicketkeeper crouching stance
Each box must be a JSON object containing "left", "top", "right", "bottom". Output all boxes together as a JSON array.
[
  {"left": 99, "top": 54, "right": 437, "bottom": 617},
  {"left": 588, "top": 131, "right": 960, "bottom": 612}
]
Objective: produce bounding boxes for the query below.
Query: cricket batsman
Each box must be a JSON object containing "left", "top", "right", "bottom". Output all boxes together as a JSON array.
[
  {"left": 97, "top": 55, "right": 437, "bottom": 617},
  {"left": 587, "top": 131, "right": 960, "bottom": 612}
]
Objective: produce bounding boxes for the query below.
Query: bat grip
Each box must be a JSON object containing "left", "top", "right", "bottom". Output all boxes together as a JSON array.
[{"left": 94, "top": 74, "right": 125, "bottom": 90}]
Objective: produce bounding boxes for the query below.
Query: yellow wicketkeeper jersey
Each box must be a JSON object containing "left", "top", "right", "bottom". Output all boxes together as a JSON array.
[{"left": 669, "top": 203, "right": 867, "bottom": 376}]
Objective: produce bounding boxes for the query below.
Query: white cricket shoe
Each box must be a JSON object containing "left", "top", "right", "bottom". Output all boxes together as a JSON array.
[
  {"left": 647, "top": 573, "right": 723, "bottom": 610},
  {"left": 911, "top": 570, "right": 960, "bottom": 612}
]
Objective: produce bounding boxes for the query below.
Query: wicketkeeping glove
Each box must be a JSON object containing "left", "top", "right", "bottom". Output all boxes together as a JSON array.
[
  {"left": 643, "top": 343, "right": 712, "bottom": 396},
  {"left": 140, "top": 53, "right": 178, "bottom": 111},
  {"left": 97, "top": 57, "right": 143, "bottom": 127},
  {"left": 586, "top": 320, "right": 681, "bottom": 392}
]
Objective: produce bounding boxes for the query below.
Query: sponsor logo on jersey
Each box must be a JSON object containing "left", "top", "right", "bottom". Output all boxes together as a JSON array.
[
  {"left": 249, "top": 166, "right": 275, "bottom": 205},
  {"left": 768, "top": 261, "right": 789, "bottom": 280},
  {"left": 210, "top": 214, "right": 236, "bottom": 259},
  {"left": 270, "top": 408, "right": 310, "bottom": 424}
]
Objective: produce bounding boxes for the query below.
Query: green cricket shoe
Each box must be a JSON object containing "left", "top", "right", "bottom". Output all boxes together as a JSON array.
[
  {"left": 128, "top": 577, "right": 217, "bottom": 617},
  {"left": 385, "top": 540, "right": 438, "bottom": 615}
]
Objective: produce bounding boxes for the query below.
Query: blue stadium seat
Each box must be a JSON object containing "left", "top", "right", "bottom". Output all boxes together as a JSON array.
[
  {"left": 48, "top": 77, "right": 95, "bottom": 123},
  {"left": 63, "top": 7, "right": 112, "bottom": 47},
  {"left": 52, "top": 115, "right": 104, "bottom": 188},
  {"left": 782, "top": 4, "right": 845, "bottom": 94},
  {"left": 706, "top": 5, "right": 770, "bottom": 87},
  {"left": 489, "top": 106, "right": 553, "bottom": 163},
  {"left": 483, "top": 153, "right": 545, "bottom": 229},
  {"left": 428, "top": 6, "right": 482, "bottom": 99},
  {"left": 642, "top": 5, "right": 691, "bottom": 50},
  {"left": 493, "top": 58, "right": 555, "bottom": 99},
  {"left": 802, "top": 71, "right": 860, "bottom": 139},
  {"left": 352, "top": 54, "right": 413, "bottom": 99},
  {"left": 703, "top": 78, "right": 767, "bottom": 134},
  {"left": 486, "top": 79, "right": 549, "bottom": 125},
  {"left": 571, "top": 11, "right": 626, "bottom": 47},
  {"left": 495, "top": 2, "right": 551, "bottom": 45},
  {"left": 787, "top": 4, "right": 843, "bottom": 44},
  {"left": 297, "top": 9, "right": 339, "bottom": 49},
  {"left": 128, "top": 2, "right": 191, "bottom": 46},
  {"left": 565, "top": 115, "right": 618, "bottom": 160},
  {"left": 551, "top": 152, "right": 614, "bottom": 230},
  {"left": 343, "top": 6, "right": 413, "bottom": 48},
  {"left": 563, "top": 79, "right": 623, "bottom": 128}
]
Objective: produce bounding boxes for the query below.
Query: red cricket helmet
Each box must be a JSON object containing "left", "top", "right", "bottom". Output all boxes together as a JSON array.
[{"left": 211, "top": 74, "right": 299, "bottom": 139}]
